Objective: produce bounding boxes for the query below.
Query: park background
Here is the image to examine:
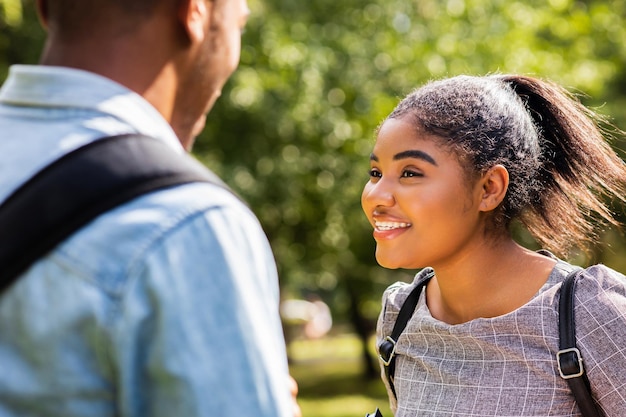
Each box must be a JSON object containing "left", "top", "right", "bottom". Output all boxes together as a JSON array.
[{"left": 2, "top": 0, "right": 626, "bottom": 415}]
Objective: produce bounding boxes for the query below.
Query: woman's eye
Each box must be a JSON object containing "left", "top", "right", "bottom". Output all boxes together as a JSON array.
[
  {"left": 369, "top": 169, "right": 382, "bottom": 178},
  {"left": 401, "top": 169, "right": 422, "bottom": 178}
]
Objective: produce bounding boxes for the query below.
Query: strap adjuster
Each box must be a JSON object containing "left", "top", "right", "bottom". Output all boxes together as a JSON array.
[
  {"left": 557, "top": 347, "right": 585, "bottom": 379},
  {"left": 379, "top": 336, "right": 397, "bottom": 366}
]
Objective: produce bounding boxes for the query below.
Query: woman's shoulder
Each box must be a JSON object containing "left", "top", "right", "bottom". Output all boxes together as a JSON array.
[
  {"left": 570, "top": 263, "right": 626, "bottom": 409},
  {"left": 548, "top": 260, "right": 626, "bottom": 331},
  {"left": 538, "top": 250, "right": 625, "bottom": 296},
  {"left": 576, "top": 263, "right": 626, "bottom": 301},
  {"left": 382, "top": 268, "right": 434, "bottom": 311}
]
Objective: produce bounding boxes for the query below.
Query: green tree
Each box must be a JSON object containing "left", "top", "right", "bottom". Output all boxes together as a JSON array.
[
  {"left": 0, "top": 0, "right": 43, "bottom": 80},
  {"left": 0, "top": 0, "right": 22, "bottom": 27}
]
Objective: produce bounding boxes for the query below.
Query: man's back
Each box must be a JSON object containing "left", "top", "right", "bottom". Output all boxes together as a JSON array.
[{"left": 0, "top": 65, "right": 293, "bottom": 416}]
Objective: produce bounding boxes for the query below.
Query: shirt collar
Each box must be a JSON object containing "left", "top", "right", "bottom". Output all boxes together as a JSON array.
[{"left": 0, "top": 65, "right": 184, "bottom": 153}]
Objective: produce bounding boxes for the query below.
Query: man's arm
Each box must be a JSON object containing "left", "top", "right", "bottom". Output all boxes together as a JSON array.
[{"left": 111, "top": 201, "right": 293, "bottom": 417}]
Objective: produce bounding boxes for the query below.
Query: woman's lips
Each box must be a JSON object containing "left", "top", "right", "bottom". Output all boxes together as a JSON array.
[{"left": 373, "top": 220, "right": 412, "bottom": 240}]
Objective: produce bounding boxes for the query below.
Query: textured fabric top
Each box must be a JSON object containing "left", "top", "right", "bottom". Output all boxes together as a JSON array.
[{"left": 377, "top": 253, "right": 626, "bottom": 416}]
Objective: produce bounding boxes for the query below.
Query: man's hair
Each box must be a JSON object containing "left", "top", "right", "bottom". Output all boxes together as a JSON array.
[{"left": 43, "top": 0, "right": 164, "bottom": 40}]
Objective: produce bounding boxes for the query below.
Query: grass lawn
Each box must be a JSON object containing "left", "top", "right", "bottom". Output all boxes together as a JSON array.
[{"left": 288, "top": 333, "right": 392, "bottom": 417}]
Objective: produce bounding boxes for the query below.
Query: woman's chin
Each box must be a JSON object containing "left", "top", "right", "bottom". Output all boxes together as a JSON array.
[
  {"left": 375, "top": 255, "right": 404, "bottom": 270},
  {"left": 376, "top": 252, "right": 425, "bottom": 271}
]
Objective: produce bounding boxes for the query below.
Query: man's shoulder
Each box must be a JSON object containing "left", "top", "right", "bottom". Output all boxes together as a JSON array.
[
  {"left": 51, "top": 181, "right": 261, "bottom": 294},
  {"left": 120, "top": 179, "right": 251, "bottom": 227},
  {"left": 74, "top": 179, "right": 254, "bottom": 250}
]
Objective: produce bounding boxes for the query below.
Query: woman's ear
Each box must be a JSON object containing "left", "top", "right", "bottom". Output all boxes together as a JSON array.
[
  {"left": 177, "top": 0, "right": 212, "bottom": 44},
  {"left": 478, "top": 164, "right": 509, "bottom": 212}
]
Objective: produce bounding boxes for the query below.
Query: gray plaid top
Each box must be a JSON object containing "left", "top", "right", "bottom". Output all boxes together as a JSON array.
[{"left": 377, "top": 255, "right": 626, "bottom": 416}]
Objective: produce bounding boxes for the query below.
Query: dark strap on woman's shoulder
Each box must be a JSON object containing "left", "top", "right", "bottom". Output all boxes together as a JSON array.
[
  {"left": 378, "top": 271, "right": 433, "bottom": 399},
  {"left": 558, "top": 268, "right": 604, "bottom": 417}
]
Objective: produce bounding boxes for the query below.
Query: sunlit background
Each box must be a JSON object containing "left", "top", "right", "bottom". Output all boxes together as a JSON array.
[{"left": 2, "top": 0, "right": 625, "bottom": 415}]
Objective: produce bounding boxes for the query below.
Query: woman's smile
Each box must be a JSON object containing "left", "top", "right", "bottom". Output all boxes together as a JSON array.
[
  {"left": 372, "top": 219, "right": 412, "bottom": 240},
  {"left": 374, "top": 220, "right": 412, "bottom": 231}
]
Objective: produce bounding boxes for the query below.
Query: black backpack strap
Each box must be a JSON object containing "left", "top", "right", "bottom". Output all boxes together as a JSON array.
[
  {"left": 558, "top": 268, "right": 604, "bottom": 417},
  {"left": 378, "top": 271, "right": 433, "bottom": 399},
  {"left": 0, "top": 133, "right": 228, "bottom": 292},
  {"left": 365, "top": 408, "right": 383, "bottom": 417}
]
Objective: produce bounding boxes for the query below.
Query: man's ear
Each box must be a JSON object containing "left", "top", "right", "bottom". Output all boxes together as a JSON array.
[
  {"left": 36, "top": 0, "right": 49, "bottom": 30},
  {"left": 478, "top": 164, "right": 509, "bottom": 212},
  {"left": 178, "top": 0, "right": 212, "bottom": 44}
]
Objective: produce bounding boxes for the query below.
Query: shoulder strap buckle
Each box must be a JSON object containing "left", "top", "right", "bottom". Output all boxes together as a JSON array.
[
  {"left": 557, "top": 347, "right": 585, "bottom": 379},
  {"left": 378, "top": 336, "right": 397, "bottom": 366}
]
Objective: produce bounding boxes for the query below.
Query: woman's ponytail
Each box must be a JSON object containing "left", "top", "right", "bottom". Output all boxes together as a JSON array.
[{"left": 499, "top": 75, "right": 626, "bottom": 257}]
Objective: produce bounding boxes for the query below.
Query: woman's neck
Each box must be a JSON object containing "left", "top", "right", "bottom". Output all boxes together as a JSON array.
[{"left": 425, "top": 240, "right": 557, "bottom": 325}]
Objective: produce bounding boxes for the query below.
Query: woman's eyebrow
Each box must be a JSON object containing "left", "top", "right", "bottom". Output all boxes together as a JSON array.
[
  {"left": 394, "top": 150, "right": 438, "bottom": 166},
  {"left": 369, "top": 150, "right": 437, "bottom": 166}
]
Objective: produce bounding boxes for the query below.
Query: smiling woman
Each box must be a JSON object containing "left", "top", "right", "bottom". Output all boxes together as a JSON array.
[
  {"left": 361, "top": 74, "right": 626, "bottom": 417},
  {"left": 362, "top": 119, "right": 478, "bottom": 271}
]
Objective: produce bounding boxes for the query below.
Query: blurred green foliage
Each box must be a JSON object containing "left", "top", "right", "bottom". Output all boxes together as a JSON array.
[
  {"left": 199, "top": 0, "right": 626, "bottom": 324},
  {"left": 0, "top": 0, "right": 22, "bottom": 27},
  {"left": 290, "top": 357, "right": 392, "bottom": 417},
  {"left": 2, "top": 0, "right": 626, "bottom": 368},
  {"left": 288, "top": 334, "right": 392, "bottom": 417}
]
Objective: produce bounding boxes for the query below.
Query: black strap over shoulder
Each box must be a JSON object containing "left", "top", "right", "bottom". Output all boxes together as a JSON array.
[
  {"left": 558, "top": 268, "right": 604, "bottom": 417},
  {"left": 0, "top": 134, "right": 228, "bottom": 292},
  {"left": 378, "top": 271, "right": 433, "bottom": 399}
]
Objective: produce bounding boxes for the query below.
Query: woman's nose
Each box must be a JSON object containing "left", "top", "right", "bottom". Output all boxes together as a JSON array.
[{"left": 362, "top": 179, "right": 395, "bottom": 209}]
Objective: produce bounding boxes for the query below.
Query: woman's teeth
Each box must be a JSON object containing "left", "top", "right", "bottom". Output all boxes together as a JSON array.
[{"left": 375, "top": 221, "right": 411, "bottom": 231}]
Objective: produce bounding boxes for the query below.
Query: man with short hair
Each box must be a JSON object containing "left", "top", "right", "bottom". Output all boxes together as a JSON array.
[{"left": 0, "top": 1, "right": 297, "bottom": 416}]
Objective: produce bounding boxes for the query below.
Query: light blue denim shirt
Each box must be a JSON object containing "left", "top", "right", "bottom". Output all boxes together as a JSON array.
[{"left": 0, "top": 65, "right": 293, "bottom": 417}]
